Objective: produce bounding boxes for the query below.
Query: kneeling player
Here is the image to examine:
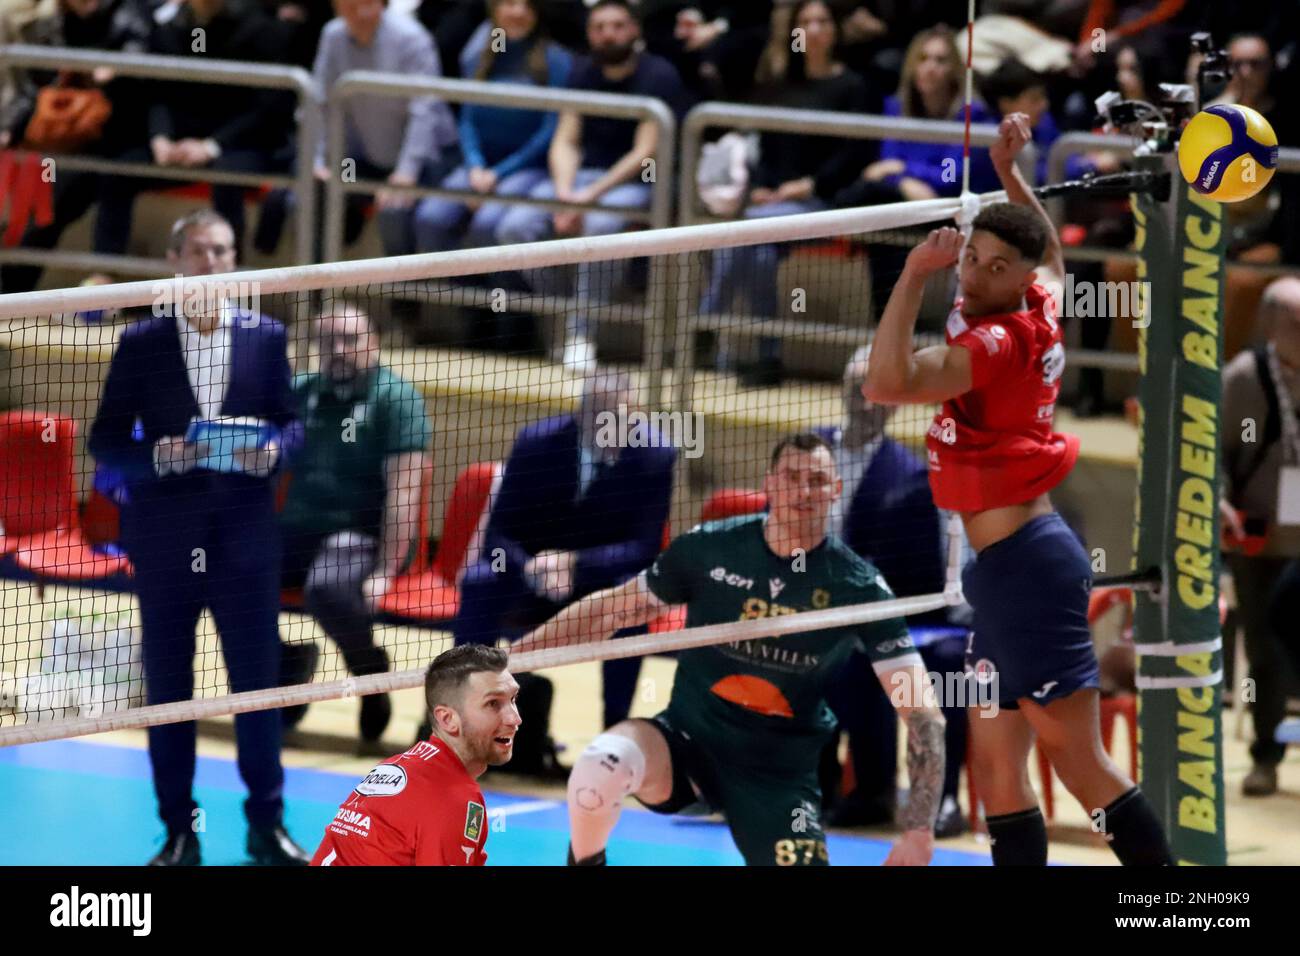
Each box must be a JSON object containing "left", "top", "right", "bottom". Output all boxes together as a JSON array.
[
  {"left": 312, "top": 645, "right": 520, "bottom": 866},
  {"left": 512, "top": 433, "right": 945, "bottom": 866},
  {"left": 863, "top": 113, "right": 1172, "bottom": 865}
]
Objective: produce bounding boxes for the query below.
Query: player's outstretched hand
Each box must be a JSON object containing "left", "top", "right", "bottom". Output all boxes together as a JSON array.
[
  {"left": 905, "top": 227, "right": 962, "bottom": 276},
  {"left": 884, "top": 829, "right": 934, "bottom": 866},
  {"left": 990, "top": 113, "right": 1033, "bottom": 169}
]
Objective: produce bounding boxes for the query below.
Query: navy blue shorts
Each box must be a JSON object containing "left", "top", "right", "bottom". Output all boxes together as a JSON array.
[{"left": 961, "top": 513, "right": 1100, "bottom": 709}]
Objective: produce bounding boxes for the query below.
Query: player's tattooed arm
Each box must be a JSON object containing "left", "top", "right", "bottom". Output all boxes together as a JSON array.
[{"left": 899, "top": 706, "right": 946, "bottom": 833}]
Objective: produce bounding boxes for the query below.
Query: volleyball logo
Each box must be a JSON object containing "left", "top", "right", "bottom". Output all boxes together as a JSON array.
[{"left": 1177, "top": 104, "right": 1278, "bottom": 203}]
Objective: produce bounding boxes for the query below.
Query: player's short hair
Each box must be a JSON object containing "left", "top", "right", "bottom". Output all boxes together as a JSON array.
[
  {"left": 425, "top": 644, "right": 509, "bottom": 713},
  {"left": 971, "top": 203, "right": 1048, "bottom": 264},
  {"left": 589, "top": 0, "right": 640, "bottom": 23},
  {"left": 168, "top": 209, "right": 233, "bottom": 255},
  {"left": 769, "top": 431, "right": 833, "bottom": 470},
  {"left": 979, "top": 57, "right": 1046, "bottom": 107}
]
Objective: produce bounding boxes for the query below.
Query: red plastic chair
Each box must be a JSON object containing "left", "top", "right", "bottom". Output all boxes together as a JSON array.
[
  {"left": 700, "top": 488, "right": 768, "bottom": 523},
  {"left": 0, "top": 412, "right": 130, "bottom": 579},
  {"left": 378, "top": 461, "right": 501, "bottom": 622}
]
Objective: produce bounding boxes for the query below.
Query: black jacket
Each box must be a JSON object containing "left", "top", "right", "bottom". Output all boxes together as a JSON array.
[{"left": 146, "top": 0, "right": 293, "bottom": 151}]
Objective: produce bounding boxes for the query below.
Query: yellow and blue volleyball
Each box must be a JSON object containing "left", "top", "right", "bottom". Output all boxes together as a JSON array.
[{"left": 1177, "top": 104, "right": 1278, "bottom": 202}]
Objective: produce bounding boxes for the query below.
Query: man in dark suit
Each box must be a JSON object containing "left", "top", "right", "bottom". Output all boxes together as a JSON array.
[
  {"left": 88, "top": 210, "right": 308, "bottom": 866},
  {"left": 453, "top": 371, "right": 676, "bottom": 773},
  {"left": 819, "top": 345, "right": 970, "bottom": 837},
  {"left": 94, "top": 0, "right": 294, "bottom": 257}
]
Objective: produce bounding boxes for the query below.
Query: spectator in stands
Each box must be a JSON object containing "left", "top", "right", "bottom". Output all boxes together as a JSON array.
[
  {"left": 261, "top": 0, "right": 459, "bottom": 258},
  {"left": 1071, "top": 0, "right": 1186, "bottom": 77},
  {"left": 452, "top": 370, "right": 676, "bottom": 776},
  {"left": 825, "top": 0, "right": 965, "bottom": 102},
  {"left": 277, "top": 302, "right": 433, "bottom": 746},
  {"left": 1062, "top": 38, "right": 1155, "bottom": 416},
  {"left": 863, "top": 25, "right": 999, "bottom": 200},
  {"left": 819, "top": 345, "right": 969, "bottom": 837},
  {"left": 266, "top": 0, "right": 334, "bottom": 68},
  {"left": 639, "top": 0, "right": 771, "bottom": 101},
  {"left": 1206, "top": 34, "right": 1299, "bottom": 352},
  {"left": 418, "top": 0, "right": 588, "bottom": 75},
  {"left": 1220, "top": 277, "right": 1300, "bottom": 797},
  {"left": 0, "top": 0, "right": 154, "bottom": 293},
  {"left": 93, "top": 0, "right": 295, "bottom": 258},
  {"left": 979, "top": 57, "right": 1077, "bottom": 185},
  {"left": 832, "top": 25, "right": 996, "bottom": 320},
  {"left": 494, "top": 0, "right": 691, "bottom": 375},
  {"left": 87, "top": 210, "right": 308, "bottom": 866},
  {"left": 698, "top": 0, "right": 868, "bottom": 388},
  {"left": 412, "top": 0, "right": 572, "bottom": 254}
]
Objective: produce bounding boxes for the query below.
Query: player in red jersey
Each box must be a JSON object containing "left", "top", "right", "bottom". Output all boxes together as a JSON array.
[
  {"left": 864, "top": 114, "right": 1172, "bottom": 866},
  {"left": 311, "top": 645, "right": 521, "bottom": 866}
]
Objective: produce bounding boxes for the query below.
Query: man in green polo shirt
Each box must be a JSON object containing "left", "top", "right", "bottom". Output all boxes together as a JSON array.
[
  {"left": 511, "top": 432, "right": 946, "bottom": 866},
  {"left": 279, "top": 302, "right": 433, "bottom": 743}
]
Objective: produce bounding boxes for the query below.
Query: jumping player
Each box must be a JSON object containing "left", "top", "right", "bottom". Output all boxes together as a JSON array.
[
  {"left": 511, "top": 433, "right": 945, "bottom": 866},
  {"left": 864, "top": 113, "right": 1172, "bottom": 865},
  {"left": 311, "top": 645, "right": 520, "bottom": 866}
]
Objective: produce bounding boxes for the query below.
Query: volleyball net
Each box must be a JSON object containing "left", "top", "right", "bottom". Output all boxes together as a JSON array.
[{"left": 0, "top": 190, "right": 1001, "bottom": 747}]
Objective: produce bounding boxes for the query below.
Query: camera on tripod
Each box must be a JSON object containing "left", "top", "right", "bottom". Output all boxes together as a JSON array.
[{"left": 1093, "top": 32, "right": 1232, "bottom": 154}]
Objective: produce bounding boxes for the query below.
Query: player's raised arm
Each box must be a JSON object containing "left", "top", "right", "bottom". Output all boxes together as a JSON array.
[
  {"left": 877, "top": 662, "right": 945, "bottom": 866},
  {"left": 990, "top": 112, "right": 1065, "bottom": 287},
  {"left": 863, "top": 227, "right": 974, "bottom": 405},
  {"left": 511, "top": 573, "right": 666, "bottom": 657}
]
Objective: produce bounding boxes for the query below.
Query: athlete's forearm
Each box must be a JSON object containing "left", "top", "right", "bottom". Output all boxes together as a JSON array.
[
  {"left": 864, "top": 267, "right": 928, "bottom": 402},
  {"left": 899, "top": 708, "right": 946, "bottom": 833},
  {"left": 511, "top": 581, "right": 654, "bottom": 658},
  {"left": 993, "top": 156, "right": 1063, "bottom": 276},
  {"left": 379, "top": 477, "right": 421, "bottom": 578},
  {"left": 512, "top": 592, "right": 613, "bottom": 657}
]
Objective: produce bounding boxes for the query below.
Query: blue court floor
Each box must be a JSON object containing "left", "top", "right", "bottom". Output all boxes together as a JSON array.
[{"left": 0, "top": 739, "right": 992, "bottom": 866}]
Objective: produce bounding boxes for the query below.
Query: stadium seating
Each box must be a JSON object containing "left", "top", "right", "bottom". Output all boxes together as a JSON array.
[{"left": 377, "top": 460, "right": 501, "bottom": 623}]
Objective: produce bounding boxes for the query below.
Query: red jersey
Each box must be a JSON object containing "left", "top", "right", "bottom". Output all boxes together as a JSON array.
[
  {"left": 925, "top": 283, "right": 1080, "bottom": 512},
  {"left": 311, "top": 739, "right": 488, "bottom": 867}
]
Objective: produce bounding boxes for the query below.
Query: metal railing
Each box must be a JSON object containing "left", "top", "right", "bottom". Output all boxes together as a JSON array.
[
  {"left": 678, "top": 103, "right": 1026, "bottom": 225},
  {"left": 0, "top": 45, "right": 321, "bottom": 271},
  {"left": 323, "top": 72, "right": 678, "bottom": 401}
]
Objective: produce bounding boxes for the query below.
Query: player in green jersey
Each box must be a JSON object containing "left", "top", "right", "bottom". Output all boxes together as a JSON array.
[{"left": 511, "top": 432, "right": 945, "bottom": 866}]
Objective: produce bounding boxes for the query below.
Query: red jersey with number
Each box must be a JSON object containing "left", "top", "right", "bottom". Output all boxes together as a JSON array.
[
  {"left": 925, "top": 283, "right": 1080, "bottom": 512},
  {"left": 311, "top": 739, "right": 488, "bottom": 867}
]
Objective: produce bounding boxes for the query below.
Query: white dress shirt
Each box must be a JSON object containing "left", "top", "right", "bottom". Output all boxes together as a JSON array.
[{"left": 176, "top": 304, "right": 233, "bottom": 421}]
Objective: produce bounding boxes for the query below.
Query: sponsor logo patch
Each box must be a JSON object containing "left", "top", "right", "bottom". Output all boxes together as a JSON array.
[
  {"left": 355, "top": 764, "right": 408, "bottom": 797},
  {"left": 971, "top": 658, "right": 997, "bottom": 685},
  {"left": 464, "top": 801, "right": 485, "bottom": 843},
  {"left": 973, "top": 325, "right": 1004, "bottom": 355},
  {"left": 710, "top": 566, "right": 754, "bottom": 590}
]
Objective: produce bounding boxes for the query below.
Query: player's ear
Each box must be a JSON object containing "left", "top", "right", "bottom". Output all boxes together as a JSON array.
[
  {"left": 1021, "top": 268, "right": 1038, "bottom": 296},
  {"left": 433, "top": 702, "right": 459, "bottom": 735}
]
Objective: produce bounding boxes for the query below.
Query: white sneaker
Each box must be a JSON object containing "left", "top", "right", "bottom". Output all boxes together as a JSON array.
[{"left": 562, "top": 336, "right": 596, "bottom": 378}]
